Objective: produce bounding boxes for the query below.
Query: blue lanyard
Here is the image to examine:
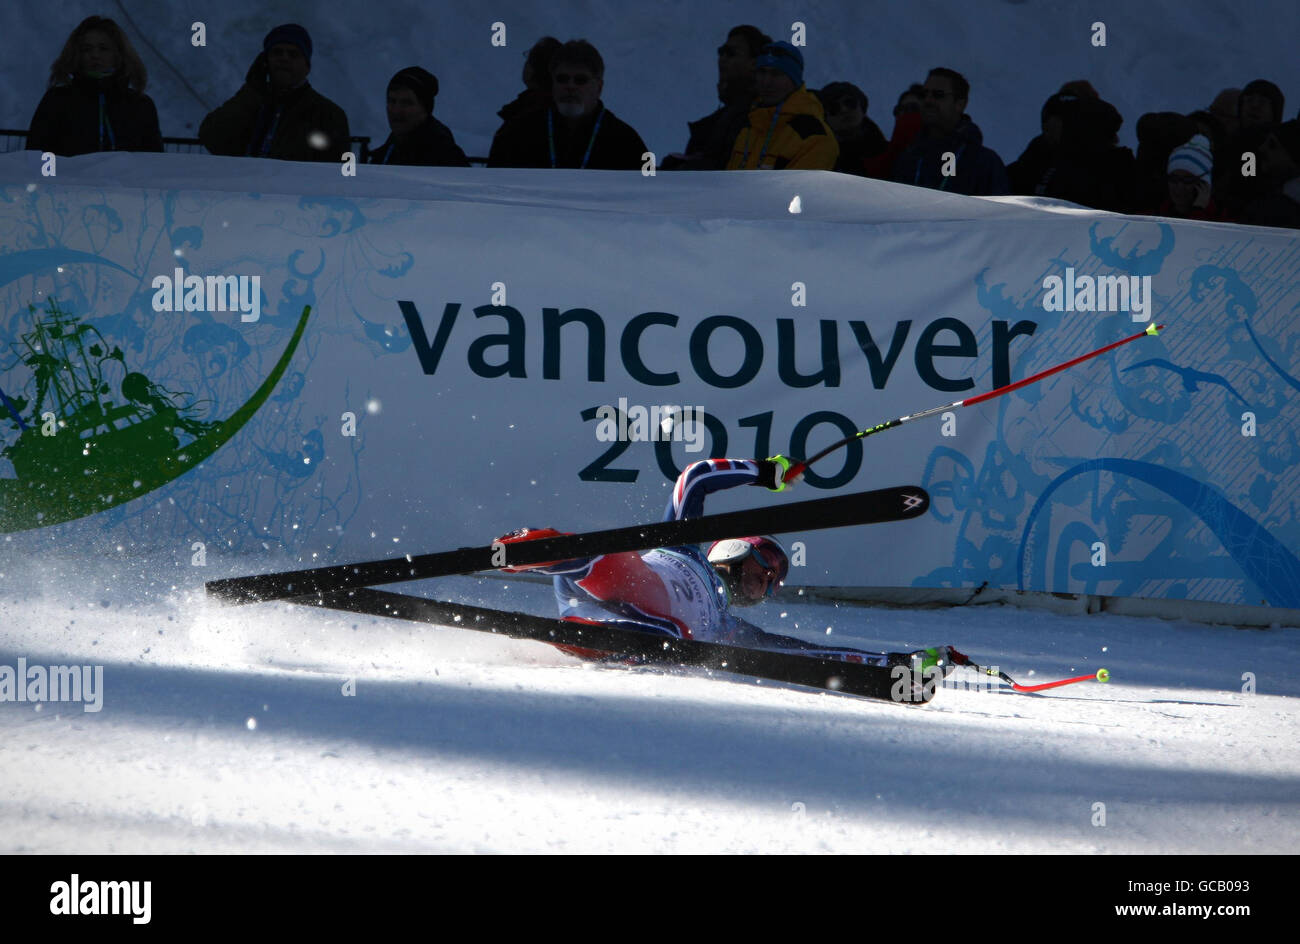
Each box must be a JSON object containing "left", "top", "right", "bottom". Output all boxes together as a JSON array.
[
  {"left": 380, "top": 140, "right": 396, "bottom": 164},
  {"left": 253, "top": 106, "right": 283, "bottom": 157},
  {"left": 97, "top": 93, "right": 116, "bottom": 150},
  {"left": 548, "top": 106, "right": 605, "bottom": 168},
  {"left": 740, "top": 100, "right": 785, "bottom": 169}
]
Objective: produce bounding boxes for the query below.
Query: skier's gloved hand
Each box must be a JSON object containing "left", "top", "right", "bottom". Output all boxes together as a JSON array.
[{"left": 755, "top": 455, "right": 802, "bottom": 492}]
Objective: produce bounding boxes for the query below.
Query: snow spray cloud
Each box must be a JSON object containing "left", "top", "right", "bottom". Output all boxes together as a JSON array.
[
  {"left": 0, "top": 657, "right": 103, "bottom": 712},
  {"left": 595, "top": 397, "right": 706, "bottom": 452}
]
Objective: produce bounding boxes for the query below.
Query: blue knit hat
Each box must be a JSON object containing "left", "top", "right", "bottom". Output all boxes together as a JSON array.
[
  {"left": 263, "top": 24, "right": 312, "bottom": 65},
  {"left": 756, "top": 41, "right": 803, "bottom": 86},
  {"left": 1167, "top": 134, "right": 1213, "bottom": 181}
]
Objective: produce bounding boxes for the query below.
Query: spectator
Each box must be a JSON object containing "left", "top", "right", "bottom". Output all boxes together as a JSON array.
[
  {"left": 726, "top": 42, "right": 838, "bottom": 170},
  {"left": 1238, "top": 121, "right": 1300, "bottom": 229},
  {"left": 1209, "top": 88, "right": 1241, "bottom": 140},
  {"left": 819, "top": 81, "right": 886, "bottom": 176},
  {"left": 491, "top": 36, "right": 561, "bottom": 151},
  {"left": 1156, "top": 135, "right": 1227, "bottom": 221},
  {"left": 1008, "top": 86, "right": 1134, "bottom": 211},
  {"left": 892, "top": 67, "right": 1009, "bottom": 195},
  {"left": 1218, "top": 82, "right": 1289, "bottom": 218},
  {"left": 26, "top": 15, "right": 162, "bottom": 156},
  {"left": 488, "top": 40, "right": 647, "bottom": 169},
  {"left": 1238, "top": 79, "right": 1285, "bottom": 132},
  {"left": 369, "top": 67, "right": 469, "bottom": 167},
  {"left": 863, "top": 84, "right": 924, "bottom": 178},
  {"left": 663, "top": 25, "right": 771, "bottom": 170},
  {"left": 200, "top": 24, "right": 350, "bottom": 162},
  {"left": 1134, "top": 110, "right": 1198, "bottom": 213}
]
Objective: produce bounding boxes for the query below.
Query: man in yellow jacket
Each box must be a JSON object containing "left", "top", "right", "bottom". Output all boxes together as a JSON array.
[{"left": 726, "top": 41, "right": 838, "bottom": 171}]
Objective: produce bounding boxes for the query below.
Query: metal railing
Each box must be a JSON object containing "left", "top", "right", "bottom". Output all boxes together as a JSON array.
[{"left": 1, "top": 129, "right": 374, "bottom": 162}]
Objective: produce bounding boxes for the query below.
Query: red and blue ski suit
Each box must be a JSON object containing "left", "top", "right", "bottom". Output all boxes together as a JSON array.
[{"left": 520, "top": 459, "right": 892, "bottom": 664}]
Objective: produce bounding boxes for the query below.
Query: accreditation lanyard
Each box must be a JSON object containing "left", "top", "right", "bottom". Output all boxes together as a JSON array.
[
  {"left": 740, "top": 100, "right": 785, "bottom": 169},
  {"left": 253, "top": 106, "right": 283, "bottom": 157},
  {"left": 97, "top": 93, "right": 116, "bottom": 150},
  {"left": 548, "top": 106, "right": 605, "bottom": 168}
]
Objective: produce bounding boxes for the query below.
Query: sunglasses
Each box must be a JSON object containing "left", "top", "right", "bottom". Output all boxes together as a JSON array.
[
  {"left": 827, "top": 98, "right": 861, "bottom": 116},
  {"left": 917, "top": 89, "right": 951, "bottom": 101},
  {"left": 553, "top": 73, "right": 593, "bottom": 86}
]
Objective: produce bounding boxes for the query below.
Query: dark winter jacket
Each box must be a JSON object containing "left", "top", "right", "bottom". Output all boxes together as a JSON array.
[
  {"left": 26, "top": 73, "right": 162, "bottom": 156},
  {"left": 727, "top": 86, "right": 838, "bottom": 171},
  {"left": 864, "top": 110, "right": 921, "bottom": 179},
  {"left": 892, "top": 116, "right": 1009, "bottom": 195},
  {"left": 831, "top": 118, "right": 887, "bottom": 176},
  {"left": 1009, "top": 96, "right": 1134, "bottom": 211},
  {"left": 369, "top": 116, "right": 470, "bottom": 167},
  {"left": 899, "top": 115, "right": 1008, "bottom": 195},
  {"left": 664, "top": 97, "right": 753, "bottom": 170},
  {"left": 200, "top": 80, "right": 350, "bottom": 163},
  {"left": 488, "top": 103, "right": 648, "bottom": 170}
]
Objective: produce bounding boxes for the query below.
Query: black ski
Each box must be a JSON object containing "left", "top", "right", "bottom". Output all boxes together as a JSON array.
[
  {"left": 206, "top": 484, "right": 930, "bottom": 605},
  {"left": 293, "top": 587, "right": 936, "bottom": 704}
]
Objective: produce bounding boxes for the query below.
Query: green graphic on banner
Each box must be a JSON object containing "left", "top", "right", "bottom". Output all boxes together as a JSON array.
[{"left": 0, "top": 300, "right": 312, "bottom": 533}]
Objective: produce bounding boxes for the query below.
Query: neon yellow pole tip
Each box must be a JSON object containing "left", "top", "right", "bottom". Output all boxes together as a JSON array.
[
  {"left": 1144, "top": 323, "right": 1163, "bottom": 336},
  {"left": 1096, "top": 668, "right": 1110, "bottom": 682}
]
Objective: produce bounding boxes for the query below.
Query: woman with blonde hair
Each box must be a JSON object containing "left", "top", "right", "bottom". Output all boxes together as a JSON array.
[{"left": 27, "top": 15, "right": 162, "bottom": 156}]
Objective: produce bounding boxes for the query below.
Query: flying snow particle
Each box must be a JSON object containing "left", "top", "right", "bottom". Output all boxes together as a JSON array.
[
  {"left": 366, "top": 399, "right": 381, "bottom": 414},
  {"left": 246, "top": 717, "right": 257, "bottom": 730},
  {"left": 788, "top": 195, "right": 802, "bottom": 214},
  {"left": 308, "top": 131, "right": 329, "bottom": 150}
]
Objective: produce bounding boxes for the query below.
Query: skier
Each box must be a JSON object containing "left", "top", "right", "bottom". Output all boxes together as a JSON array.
[{"left": 496, "top": 457, "right": 955, "bottom": 673}]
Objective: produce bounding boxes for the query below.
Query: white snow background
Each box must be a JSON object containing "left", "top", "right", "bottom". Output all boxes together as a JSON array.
[{"left": 1, "top": 0, "right": 1298, "bottom": 854}]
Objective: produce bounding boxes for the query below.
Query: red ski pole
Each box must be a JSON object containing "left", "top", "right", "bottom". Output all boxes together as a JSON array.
[
  {"left": 783, "top": 323, "right": 1165, "bottom": 483},
  {"left": 950, "top": 648, "right": 1111, "bottom": 693}
]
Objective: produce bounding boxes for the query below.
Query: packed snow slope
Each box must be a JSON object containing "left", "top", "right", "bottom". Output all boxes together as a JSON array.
[
  {"left": 1, "top": 553, "right": 1297, "bottom": 853},
  {"left": 3, "top": 0, "right": 1299, "bottom": 160}
]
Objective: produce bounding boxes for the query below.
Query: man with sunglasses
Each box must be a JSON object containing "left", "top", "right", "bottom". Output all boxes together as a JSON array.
[
  {"left": 819, "top": 81, "right": 887, "bottom": 176},
  {"left": 494, "top": 458, "right": 954, "bottom": 672},
  {"left": 488, "top": 39, "right": 647, "bottom": 170},
  {"left": 664, "top": 25, "right": 771, "bottom": 171},
  {"left": 726, "top": 41, "right": 838, "bottom": 171},
  {"left": 891, "top": 67, "right": 1009, "bottom": 195}
]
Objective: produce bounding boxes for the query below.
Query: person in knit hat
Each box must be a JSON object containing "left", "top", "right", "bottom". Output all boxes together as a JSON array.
[
  {"left": 200, "top": 23, "right": 350, "bottom": 162},
  {"left": 726, "top": 41, "right": 838, "bottom": 170},
  {"left": 1159, "top": 134, "right": 1222, "bottom": 219},
  {"left": 369, "top": 66, "right": 469, "bottom": 166}
]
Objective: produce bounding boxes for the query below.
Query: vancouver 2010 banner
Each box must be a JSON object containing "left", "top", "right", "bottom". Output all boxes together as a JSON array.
[{"left": 1, "top": 152, "right": 1298, "bottom": 610}]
